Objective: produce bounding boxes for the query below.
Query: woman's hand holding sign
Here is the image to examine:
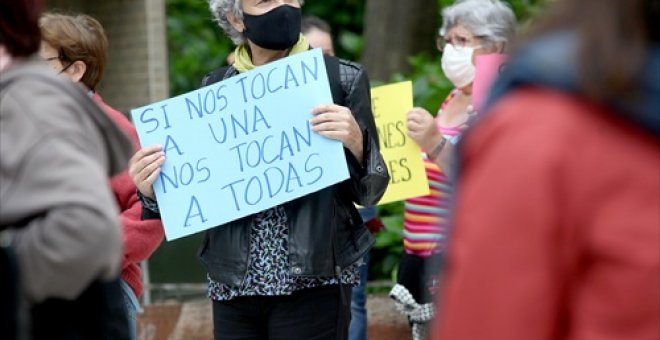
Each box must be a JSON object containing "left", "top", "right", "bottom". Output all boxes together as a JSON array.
[
  {"left": 310, "top": 104, "right": 364, "bottom": 164},
  {"left": 129, "top": 145, "right": 166, "bottom": 200}
]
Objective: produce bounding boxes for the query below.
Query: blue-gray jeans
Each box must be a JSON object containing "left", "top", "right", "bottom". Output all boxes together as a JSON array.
[
  {"left": 349, "top": 207, "right": 376, "bottom": 340},
  {"left": 120, "top": 279, "right": 142, "bottom": 340},
  {"left": 348, "top": 253, "right": 369, "bottom": 340}
]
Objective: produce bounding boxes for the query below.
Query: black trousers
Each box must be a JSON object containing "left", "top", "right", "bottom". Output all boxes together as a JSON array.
[
  {"left": 31, "top": 278, "right": 129, "bottom": 340},
  {"left": 212, "top": 285, "right": 352, "bottom": 340}
]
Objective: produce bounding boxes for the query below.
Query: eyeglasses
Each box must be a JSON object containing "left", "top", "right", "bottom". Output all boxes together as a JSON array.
[
  {"left": 41, "top": 55, "right": 75, "bottom": 74},
  {"left": 58, "top": 61, "right": 75, "bottom": 74},
  {"left": 436, "top": 35, "right": 484, "bottom": 52}
]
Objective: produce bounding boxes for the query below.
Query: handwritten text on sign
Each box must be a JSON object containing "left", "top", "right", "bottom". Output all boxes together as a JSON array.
[
  {"left": 131, "top": 49, "right": 349, "bottom": 240},
  {"left": 371, "top": 81, "right": 429, "bottom": 204}
]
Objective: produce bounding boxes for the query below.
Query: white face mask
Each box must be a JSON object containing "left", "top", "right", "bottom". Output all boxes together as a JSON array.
[{"left": 441, "top": 44, "right": 477, "bottom": 88}]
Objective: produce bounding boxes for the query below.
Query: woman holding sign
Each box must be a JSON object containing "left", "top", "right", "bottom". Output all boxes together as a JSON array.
[
  {"left": 391, "top": 1, "right": 516, "bottom": 339},
  {"left": 129, "top": 0, "right": 389, "bottom": 339}
]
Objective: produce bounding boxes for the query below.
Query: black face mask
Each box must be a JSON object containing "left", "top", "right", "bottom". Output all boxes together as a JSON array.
[{"left": 242, "top": 5, "right": 301, "bottom": 50}]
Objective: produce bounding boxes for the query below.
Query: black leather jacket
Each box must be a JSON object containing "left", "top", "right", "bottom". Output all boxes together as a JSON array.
[{"left": 145, "top": 57, "right": 389, "bottom": 287}]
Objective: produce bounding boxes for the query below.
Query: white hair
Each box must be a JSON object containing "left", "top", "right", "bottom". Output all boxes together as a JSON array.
[
  {"left": 440, "top": 0, "right": 517, "bottom": 50},
  {"left": 208, "top": 0, "right": 305, "bottom": 45}
]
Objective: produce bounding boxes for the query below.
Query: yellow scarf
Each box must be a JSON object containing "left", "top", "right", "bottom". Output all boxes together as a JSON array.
[{"left": 232, "top": 34, "right": 310, "bottom": 73}]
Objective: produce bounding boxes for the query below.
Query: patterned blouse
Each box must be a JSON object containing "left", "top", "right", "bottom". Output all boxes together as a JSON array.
[{"left": 208, "top": 206, "right": 360, "bottom": 301}]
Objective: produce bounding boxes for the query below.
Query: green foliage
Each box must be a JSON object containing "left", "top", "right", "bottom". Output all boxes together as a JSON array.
[
  {"left": 337, "top": 31, "right": 364, "bottom": 58},
  {"left": 505, "top": 0, "right": 547, "bottom": 25},
  {"left": 166, "top": 0, "right": 234, "bottom": 96},
  {"left": 369, "top": 202, "right": 405, "bottom": 281},
  {"left": 302, "top": 0, "right": 366, "bottom": 61}
]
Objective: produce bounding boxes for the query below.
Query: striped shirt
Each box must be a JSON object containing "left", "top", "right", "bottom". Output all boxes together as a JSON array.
[{"left": 403, "top": 91, "right": 466, "bottom": 257}]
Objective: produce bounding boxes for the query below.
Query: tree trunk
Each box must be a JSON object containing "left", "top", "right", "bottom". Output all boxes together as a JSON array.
[{"left": 361, "top": 0, "right": 438, "bottom": 82}]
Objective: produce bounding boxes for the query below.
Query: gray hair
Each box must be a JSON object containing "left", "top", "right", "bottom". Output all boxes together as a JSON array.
[
  {"left": 208, "top": 0, "right": 305, "bottom": 45},
  {"left": 440, "top": 0, "right": 517, "bottom": 51}
]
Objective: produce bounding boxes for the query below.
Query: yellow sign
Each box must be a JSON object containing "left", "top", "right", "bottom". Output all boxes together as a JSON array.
[{"left": 371, "top": 81, "right": 429, "bottom": 204}]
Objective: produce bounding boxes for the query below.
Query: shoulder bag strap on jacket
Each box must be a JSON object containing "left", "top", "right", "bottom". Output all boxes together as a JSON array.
[{"left": 323, "top": 55, "right": 344, "bottom": 106}]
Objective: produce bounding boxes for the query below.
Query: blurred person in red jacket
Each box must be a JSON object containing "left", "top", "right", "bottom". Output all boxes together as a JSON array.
[
  {"left": 39, "top": 13, "right": 165, "bottom": 339},
  {"left": 433, "top": 0, "right": 660, "bottom": 339}
]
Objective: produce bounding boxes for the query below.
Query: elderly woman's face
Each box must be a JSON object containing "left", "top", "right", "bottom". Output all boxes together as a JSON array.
[
  {"left": 440, "top": 24, "right": 483, "bottom": 51},
  {"left": 440, "top": 23, "right": 500, "bottom": 61},
  {"left": 241, "top": 0, "right": 300, "bottom": 16}
]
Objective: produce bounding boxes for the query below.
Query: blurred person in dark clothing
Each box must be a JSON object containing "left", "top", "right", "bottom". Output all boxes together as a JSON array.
[{"left": 434, "top": 0, "right": 660, "bottom": 339}]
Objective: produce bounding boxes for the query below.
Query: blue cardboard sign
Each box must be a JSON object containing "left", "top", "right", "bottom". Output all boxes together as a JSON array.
[{"left": 131, "top": 49, "right": 349, "bottom": 240}]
